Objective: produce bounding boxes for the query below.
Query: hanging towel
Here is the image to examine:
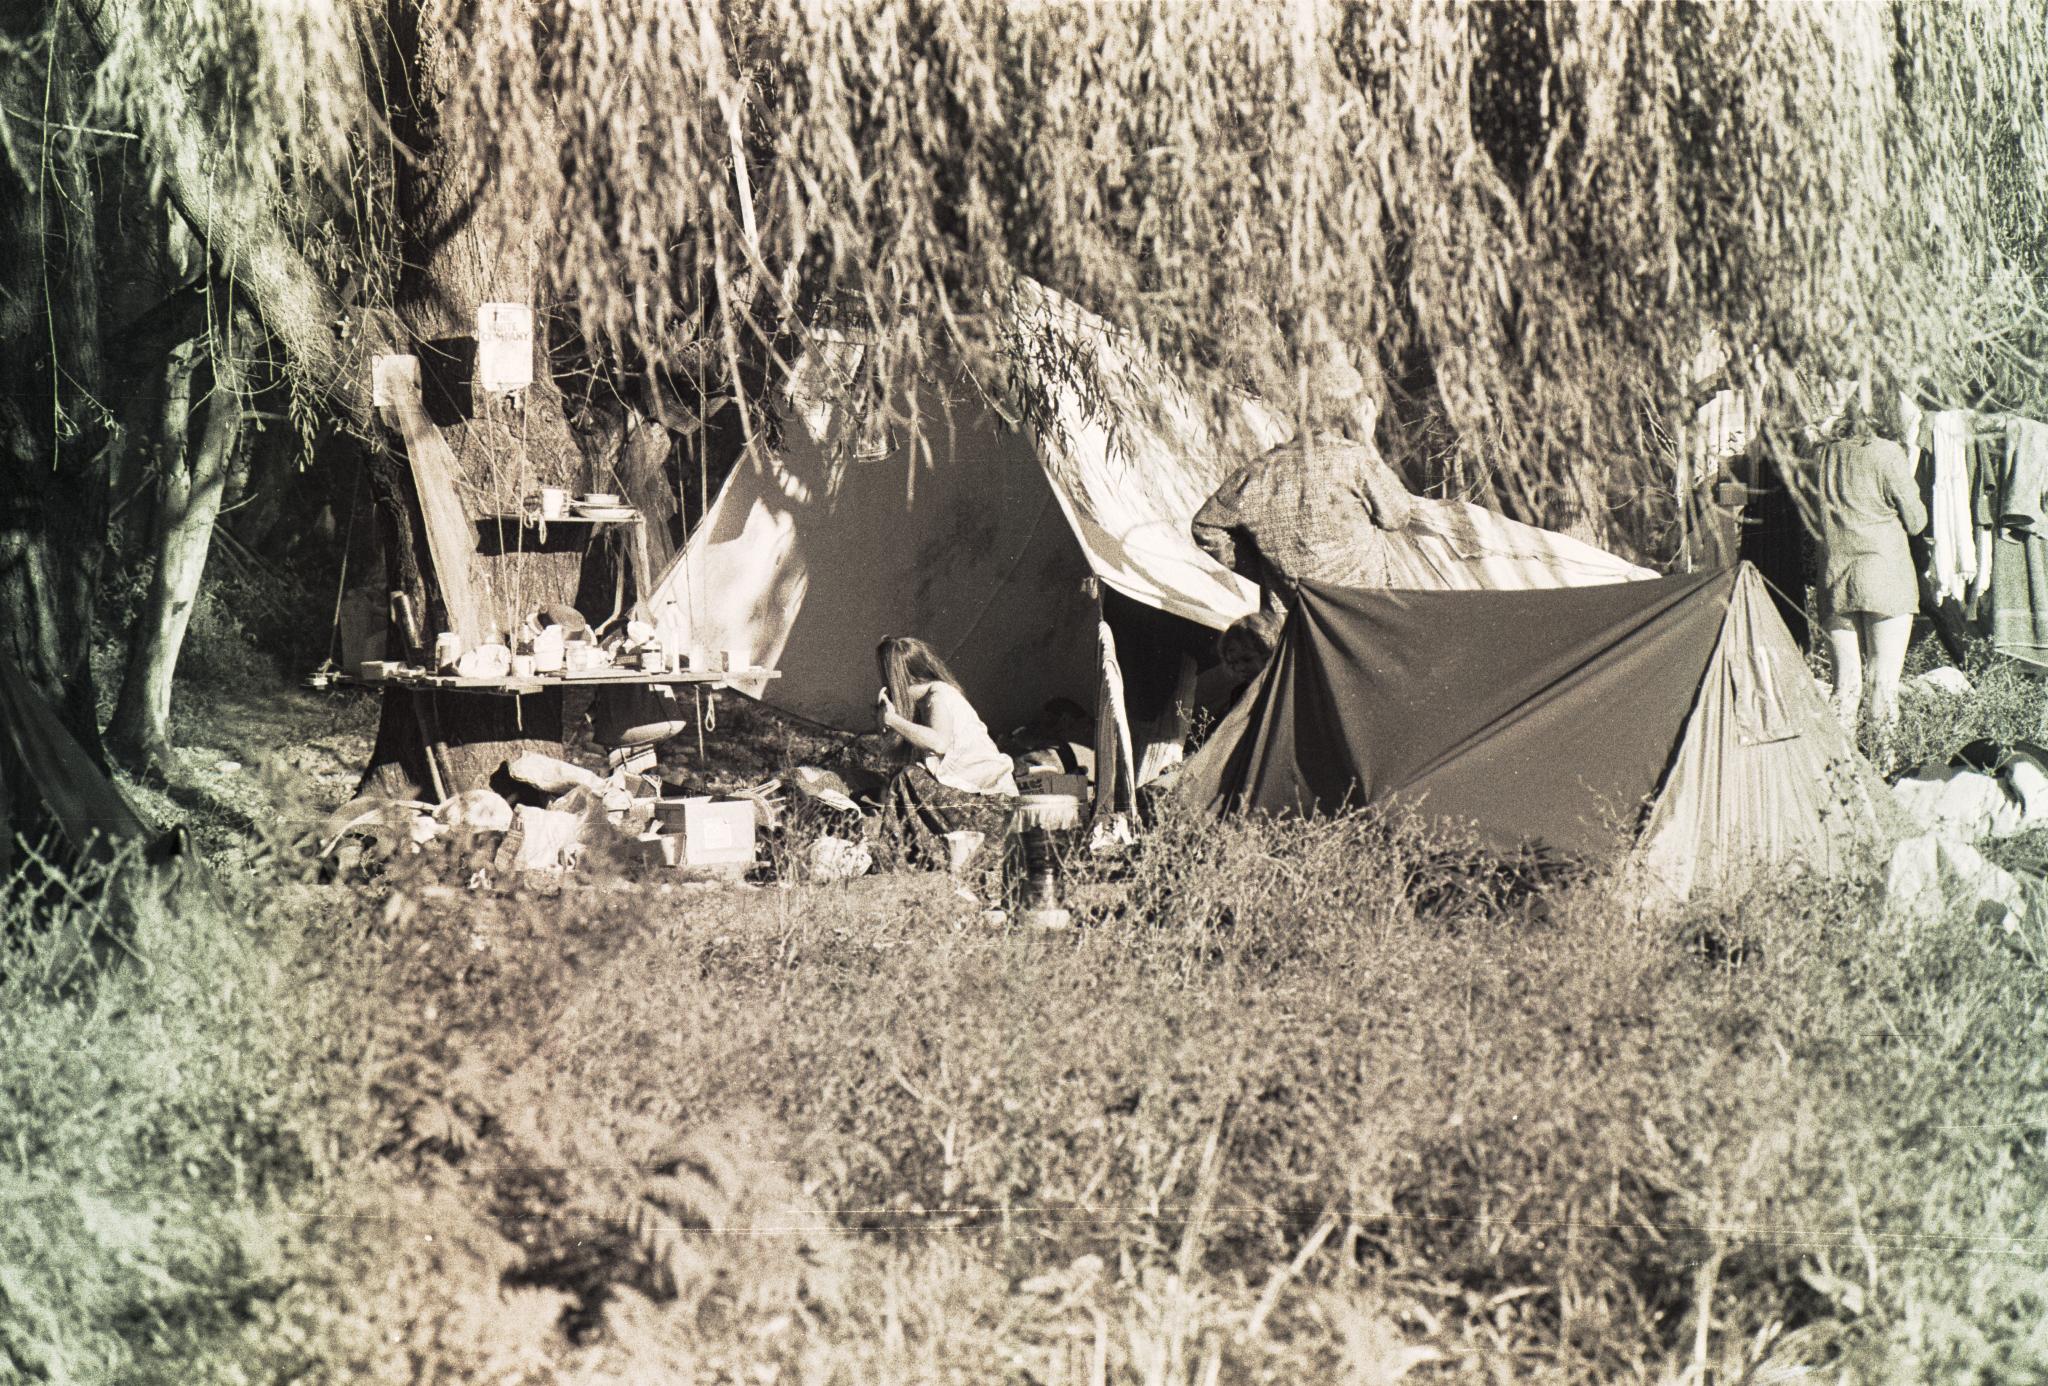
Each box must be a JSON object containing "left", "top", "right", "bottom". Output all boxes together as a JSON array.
[
  {"left": 1900, "top": 392, "right": 1923, "bottom": 460},
  {"left": 1928, "top": 411, "right": 1977, "bottom": 603},
  {"left": 2002, "top": 420, "right": 2048, "bottom": 536},
  {"left": 1985, "top": 420, "right": 2048, "bottom": 670}
]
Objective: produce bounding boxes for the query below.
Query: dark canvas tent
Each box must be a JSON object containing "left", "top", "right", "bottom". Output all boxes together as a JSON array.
[
  {"left": 0, "top": 650, "right": 153, "bottom": 877},
  {"left": 1178, "top": 563, "right": 1892, "bottom": 895}
]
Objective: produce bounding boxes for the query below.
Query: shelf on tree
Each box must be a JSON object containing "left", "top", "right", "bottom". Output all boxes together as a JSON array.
[{"left": 486, "top": 510, "right": 645, "bottom": 526}]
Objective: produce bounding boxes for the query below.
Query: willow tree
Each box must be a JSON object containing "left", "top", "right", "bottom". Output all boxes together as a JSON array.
[{"left": 42, "top": 0, "right": 2048, "bottom": 791}]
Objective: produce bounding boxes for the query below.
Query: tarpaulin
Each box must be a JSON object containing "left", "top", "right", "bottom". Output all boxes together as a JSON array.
[
  {"left": 1021, "top": 284, "right": 1651, "bottom": 627},
  {"left": 1181, "top": 564, "right": 1894, "bottom": 887},
  {"left": 646, "top": 282, "right": 1652, "bottom": 733},
  {"left": 1017, "top": 283, "right": 1282, "bottom": 629},
  {"left": 1179, "top": 570, "right": 1730, "bottom": 855}
]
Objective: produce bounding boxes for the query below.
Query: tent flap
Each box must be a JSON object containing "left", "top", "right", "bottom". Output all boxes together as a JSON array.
[
  {"left": 1180, "top": 569, "right": 1729, "bottom": 856},
  {"left": 1635, "top": 567, "right": 1896, "bottom": 897}
]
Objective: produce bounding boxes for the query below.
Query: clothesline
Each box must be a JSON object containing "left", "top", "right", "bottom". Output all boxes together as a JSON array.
[{"left": 1914, "top": 407, "right": 2048, "bottom": 671}]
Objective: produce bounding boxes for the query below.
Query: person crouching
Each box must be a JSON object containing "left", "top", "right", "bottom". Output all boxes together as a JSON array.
[{"left": 872, "top": 635, "right": 1017, "bottom": 876}]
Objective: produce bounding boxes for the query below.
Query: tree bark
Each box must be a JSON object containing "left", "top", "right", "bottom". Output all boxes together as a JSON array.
[
  {"left": 105, "top": 309, "right": 253, "bottom": 776},
  {"left": 79, "top": 0, "right": 686, "bottom": 799},
  {"left": 0, "top": 3, "right": 111, "bottom": 756}
]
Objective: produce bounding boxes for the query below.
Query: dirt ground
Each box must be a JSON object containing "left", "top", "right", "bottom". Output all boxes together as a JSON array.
[{"left": 113, "top": 671, "right": 858, "bottom": 877}]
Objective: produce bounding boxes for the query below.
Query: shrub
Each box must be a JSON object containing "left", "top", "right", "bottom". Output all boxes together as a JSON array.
[{"left": 0, "top": 854, "right": 348, "bottom": 1383}]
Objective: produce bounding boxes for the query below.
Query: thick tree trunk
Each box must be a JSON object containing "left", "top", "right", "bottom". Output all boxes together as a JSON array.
[
  {"left": 82, "top": 0, "right": 671, "bottom": 800},
  {"left": 352, "top": 1, "right": 630, "bottom": 800},
  {"left": 0, "top": 4, "right": 110, "bottom": 757},
  {"left": 105, "top": 310, "right": 252, "bottom": 775}
]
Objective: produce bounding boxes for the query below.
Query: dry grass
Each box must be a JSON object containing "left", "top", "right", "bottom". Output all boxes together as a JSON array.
[
  {"left": 149, "top": 796, "right": 2041, "bottom": 1384},
  {"left": 13, "top": 628, "right": 2048, "bottom": 1382}
]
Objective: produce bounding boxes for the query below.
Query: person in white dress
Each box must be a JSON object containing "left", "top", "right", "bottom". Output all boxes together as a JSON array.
[{"left": 873, "top": 635, "right": 1016, "bottom": 871}]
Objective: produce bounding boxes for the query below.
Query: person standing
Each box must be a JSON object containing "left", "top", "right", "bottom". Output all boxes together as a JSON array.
[
  {"left": 1190, "top": 351, "right": 1416, "bottom": 610},
  {"left": 1816, "top": 397, "right": 1928, "bottom": 731}
]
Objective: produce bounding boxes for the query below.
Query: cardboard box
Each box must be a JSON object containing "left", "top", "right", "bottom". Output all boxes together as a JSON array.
[
  {"left": 1020, "top": 771, "right": 1090, "bottom": 802},
  {"left": 648, "top": 798, "right": 757, "bottom": 873},
  {"left": 653, "top": 796, "right": 702, "bottom": 831}
]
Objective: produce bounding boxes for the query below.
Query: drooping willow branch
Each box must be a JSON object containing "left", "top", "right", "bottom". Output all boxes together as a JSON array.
[{"left": 71, "top": 0, "right": 2048, "bottom": 554}]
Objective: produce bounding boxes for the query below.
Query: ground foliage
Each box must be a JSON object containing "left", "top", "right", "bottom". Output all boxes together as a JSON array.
[
  {"left": 0, "top": 857, "right": 347, "bottom": 1384},
  {"left": 310, "top": 809, "right": 2048, "bottom": 1380},
  {"left": 43, "top": 0, "right": 2048, "bottom": 545},
  {"left": 15, "top": 807, "right": 2043, "bottom": 1382},
  {"left": 11, "top": 622, "right": 2048, "bottom": 1380}
]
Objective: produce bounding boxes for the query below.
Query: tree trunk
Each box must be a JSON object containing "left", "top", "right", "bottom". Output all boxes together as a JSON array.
[
  {"left": 105, "top": 310, "right": 253, "bottom": 776},
  {"left": 351, "top": 5, "right": 627, "bottom": 799},
  {"left": 81, "top": 0, "right": 673, "bottom": 800},
  {"left": 0, "top": 4, "right": 111, "bottom": 757}
]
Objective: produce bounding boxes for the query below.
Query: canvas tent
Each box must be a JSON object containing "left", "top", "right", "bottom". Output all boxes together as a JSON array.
[
  {"left": 644, "top": 284, "right": 1652, "bottom": 736},
  {"left": 0, "top": 650, "right": 153, "bottom": 877},
  {"left": 1176, "top": 563, "right": 1892, "bottom": 897}
]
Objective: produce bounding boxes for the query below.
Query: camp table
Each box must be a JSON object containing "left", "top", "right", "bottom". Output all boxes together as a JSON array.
[
  {"left": 341, "top": 667, "right": 778, "bottom": 697},
  {"left": 338, "top": 668, "right": 781, "bottom": 795}
]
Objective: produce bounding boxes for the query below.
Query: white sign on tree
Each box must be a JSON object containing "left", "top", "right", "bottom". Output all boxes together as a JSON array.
[{"left": 476, "top": 302, "right": 534, "bottom": 393}]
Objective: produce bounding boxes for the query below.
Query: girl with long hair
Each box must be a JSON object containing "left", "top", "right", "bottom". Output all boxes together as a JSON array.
[{"left": 872, "top": 635, "right": 1017, "bottom": 873}]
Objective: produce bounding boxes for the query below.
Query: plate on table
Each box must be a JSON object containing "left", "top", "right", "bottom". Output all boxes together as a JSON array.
[{"left": 572, "top": 504, "right": 636, "bottom": 522}]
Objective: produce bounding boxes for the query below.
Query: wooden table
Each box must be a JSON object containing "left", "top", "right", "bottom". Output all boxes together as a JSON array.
[
  {"left": 342, "top": 667, "right": 778, "bottom": 697},
  {"left": 340, "top": 667, "right": 781, "bottom": 793}
]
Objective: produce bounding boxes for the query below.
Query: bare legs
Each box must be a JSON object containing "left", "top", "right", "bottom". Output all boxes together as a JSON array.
[{"left": 1823, "top": 611, "right": 1913, "bottom": 729}]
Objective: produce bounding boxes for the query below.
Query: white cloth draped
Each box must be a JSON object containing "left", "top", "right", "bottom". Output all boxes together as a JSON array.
[{"left": 1928, "top": 411, "right": 1977, "bottom": 603}]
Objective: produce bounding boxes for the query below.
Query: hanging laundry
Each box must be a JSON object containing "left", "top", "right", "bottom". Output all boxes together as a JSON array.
[
  {"left": 1927, "top": 411, "right": 1977, "bottom": 604},
  {"left": 1967, "top": 430, "right": 2000, "bottom": 620},
  {"left": 1983, "top": 419, "right": 2048, "bottom": 671},
  {"left": 1695, "top": 387, "right": 1754, "bottom": 464}
]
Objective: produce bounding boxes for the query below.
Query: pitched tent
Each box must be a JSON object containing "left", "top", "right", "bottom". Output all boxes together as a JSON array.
[
  {"left": 644, "top": 357, "right": 1102, "bottom": 735},
  {"left": 644, "top": 284, "right": 1653, "bottom": 735},
  {"left": 0, "top": 650, "right": 153, "bottom": 877},
  {"left": 1177, "top": 563, "right": 1892, "bottom": 895}
]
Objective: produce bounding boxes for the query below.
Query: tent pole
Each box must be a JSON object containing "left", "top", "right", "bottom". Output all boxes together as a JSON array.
[
  {"left": 1085, "top": 579, "right": 1114, "bottom": 823},
  {"left": 1676, "top": 419, "right": 1694, "bottom": 573}
]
